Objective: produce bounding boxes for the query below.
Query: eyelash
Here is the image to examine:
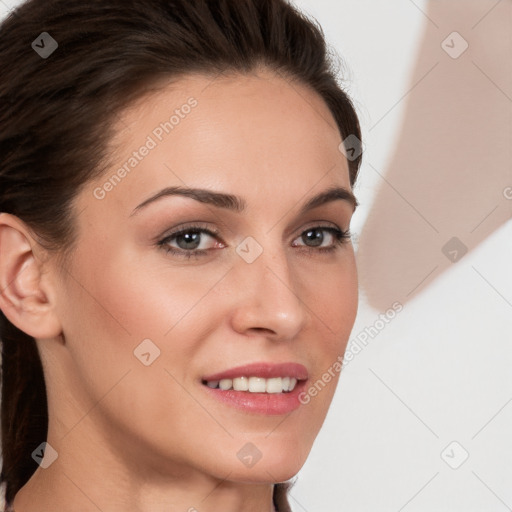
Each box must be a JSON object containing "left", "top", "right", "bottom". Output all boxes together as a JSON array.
[{"left": 157, "top": 222, "right": 351, "bottom": 260}]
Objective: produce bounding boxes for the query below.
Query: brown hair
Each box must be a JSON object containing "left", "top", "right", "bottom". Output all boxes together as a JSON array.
[{"left": 0, "top": 0, "right": 362, "bottom": 508}]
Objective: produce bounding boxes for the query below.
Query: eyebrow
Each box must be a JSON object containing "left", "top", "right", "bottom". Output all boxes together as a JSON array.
[{"left": 130, "top": 184, "right": 358, "bottom": 217}]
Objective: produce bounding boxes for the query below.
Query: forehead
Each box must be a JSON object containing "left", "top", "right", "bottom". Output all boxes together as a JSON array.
[{"left": 83, "top": 69, "right": 351, "bottom": 218}]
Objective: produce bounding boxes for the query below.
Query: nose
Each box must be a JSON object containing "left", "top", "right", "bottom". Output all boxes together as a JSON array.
[{"left": 229, "top": 242, "right": 309, "bottom": 340}]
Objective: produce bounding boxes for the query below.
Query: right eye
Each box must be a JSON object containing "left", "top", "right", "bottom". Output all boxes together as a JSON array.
[{"left": 157, "top": 224, "right": 224, "bottom": 259}]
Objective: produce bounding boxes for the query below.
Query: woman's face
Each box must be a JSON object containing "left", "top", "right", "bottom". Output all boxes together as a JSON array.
[{"left": 43, "top": 69, "right": 358, "bottom": 485}]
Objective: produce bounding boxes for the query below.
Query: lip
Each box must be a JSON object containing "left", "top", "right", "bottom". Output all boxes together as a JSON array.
[
  {"left": 201, "top": 362, "right": 309, "bottom": 381},
  {"left": 201, "top": 378, "right": 308, "bottom": 415}
]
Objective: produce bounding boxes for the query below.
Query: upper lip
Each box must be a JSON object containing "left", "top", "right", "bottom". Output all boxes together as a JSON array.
[{"left": 202, "top": 362, "right": 309, "bottom": 382}]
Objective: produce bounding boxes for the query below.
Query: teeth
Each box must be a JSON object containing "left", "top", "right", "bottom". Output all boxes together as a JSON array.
[
  {"left": 233, "top": 376, "right": 249, "bottom": 391},
  {"left": 204, "top": 376, "right": 299, "bottom": 393}
]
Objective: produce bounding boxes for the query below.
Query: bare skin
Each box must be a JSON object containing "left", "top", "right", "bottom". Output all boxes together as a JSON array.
[{"left": 0, "top": 68, "right": 358, "bottom": 512}]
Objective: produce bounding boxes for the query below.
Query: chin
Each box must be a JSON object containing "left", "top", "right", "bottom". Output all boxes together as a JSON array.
[
  {"left": 228, "top": 465, "right": 302, "bottom": 485},
  {"left": 223, "top": 441, "right": 310, "bottom": 484}
]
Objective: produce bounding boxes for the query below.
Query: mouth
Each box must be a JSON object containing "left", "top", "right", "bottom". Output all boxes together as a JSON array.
[
  {"left": 201, "top": 361, "right": 308, "bottom": 391},
  {"left": 201, "top": 376, "right": 300, "bottom": 394},
  {"left": 200, "top": 362, "right": 309, "bottom": 415}
]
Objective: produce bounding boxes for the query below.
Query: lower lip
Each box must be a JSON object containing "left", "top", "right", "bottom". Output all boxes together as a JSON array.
[{"left": 201, "top": 380, "right": 308, "bottom": 415}]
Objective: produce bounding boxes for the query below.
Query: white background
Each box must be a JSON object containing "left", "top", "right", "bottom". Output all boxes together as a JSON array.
[{"left": 1, "top": 1, "right": 511, "bottom": 511}]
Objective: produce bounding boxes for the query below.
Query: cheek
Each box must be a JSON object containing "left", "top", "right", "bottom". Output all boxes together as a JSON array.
[
  {"left": 296, "top": 252, "right": 358, "bottom": 418},
  {"left": 57, "top": 239, "right": 233, "bottom": 400},
  {"left": 303, "top": 251, "right": 358, "bottom": 354},
  {"left": 55, "top": 246, "right": 231, "bottom": 462},
  {"left": 65, "top": 240, "right": 219, "bottom": 347},
  {"left": 323, "top": 266, "right": 358, "bottom": 335}
]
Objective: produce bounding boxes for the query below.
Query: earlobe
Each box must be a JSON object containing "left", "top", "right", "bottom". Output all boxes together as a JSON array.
[{"left": 0, "top": 212, "right": 63, "bottom": 340}]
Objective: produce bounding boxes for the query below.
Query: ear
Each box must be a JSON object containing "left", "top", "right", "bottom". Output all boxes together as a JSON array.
[{"left": 0, "top": 212, "right": 63, "bottom": 340}]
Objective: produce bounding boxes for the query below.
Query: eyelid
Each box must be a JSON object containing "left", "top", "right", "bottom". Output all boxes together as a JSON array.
[
  {"left": 298, "top": 220, "right": 344, "bottom": 233},
  {"left": 156, "top": 221, "right": 220, "bottom": 242}
]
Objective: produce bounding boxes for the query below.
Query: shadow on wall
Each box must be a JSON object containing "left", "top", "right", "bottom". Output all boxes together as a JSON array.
[{"left": 357, "top": 0, "right": 512, "bottom": 310}]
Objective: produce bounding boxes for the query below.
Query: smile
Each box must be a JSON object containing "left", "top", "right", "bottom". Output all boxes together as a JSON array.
[{"left": 202, "top": 376, "right": 298, "bottom": 393}]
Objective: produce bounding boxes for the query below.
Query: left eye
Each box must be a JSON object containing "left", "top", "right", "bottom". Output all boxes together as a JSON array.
[
  {"left": 293, "top": 227, "right": 341, "bottom": 248},
  {"left": 158, "top": 225, "right": 350, "bottom": 259}
]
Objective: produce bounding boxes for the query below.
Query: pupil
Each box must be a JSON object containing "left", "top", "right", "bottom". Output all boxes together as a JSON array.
[
  {"left": 304, "top": 229, "right": 323, "bottom": 247},
  {"left": 178, "top": 232, "right": 200, "bottom": 250}
]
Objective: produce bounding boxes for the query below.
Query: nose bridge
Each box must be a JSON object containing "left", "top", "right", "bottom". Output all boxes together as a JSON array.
[{"left": 229, "top": 234, "right": 309, "bottom": 338}]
